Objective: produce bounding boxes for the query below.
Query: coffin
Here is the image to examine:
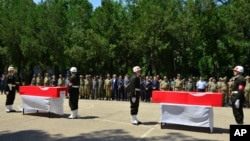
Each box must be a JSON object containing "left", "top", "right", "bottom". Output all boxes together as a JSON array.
[{"left": 152, "top": 91, "right": 222, "bottom": 107}]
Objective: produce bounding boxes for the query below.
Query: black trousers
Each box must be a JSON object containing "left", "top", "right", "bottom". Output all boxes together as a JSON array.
[
  {"left": 6, "top": 88, "right": 16, "bottom": 105},
  {"left": 69, "top": 88, "right": 79, "bottom": 111},
  {"left": 231, "top": 99, "right": 244, "bottom": 124},
  {"left": 129, "top": 91, "right": 140, "bottom": 115}
]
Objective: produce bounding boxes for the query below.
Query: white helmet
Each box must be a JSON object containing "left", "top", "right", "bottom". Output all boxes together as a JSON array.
[
  {"left": 233, "top": 66, "right": 244, "bottom": 73},
  {"left": 133, "top": 66, "right": 141, "bottom": 73},
  {"left": 70, "top": 67, "right": 77, "bottom": 73},
  {"left": 8, "top": 66, "right": 14, "bottom": 71}
]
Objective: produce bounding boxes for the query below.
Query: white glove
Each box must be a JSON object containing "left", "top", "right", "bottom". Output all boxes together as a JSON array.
[
  {"left": 235, "top": 99, "right": 240, "bottom": 109},
  {"left": 132, "top": 97, "right": 136, "bottom": 103},
  {"left": 8, "top": 84, "right": 12, "bottom": 91}
]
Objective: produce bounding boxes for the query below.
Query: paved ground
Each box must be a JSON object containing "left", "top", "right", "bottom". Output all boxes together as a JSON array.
[{"left": 0, "top": 93, "right": 249, "bottom": 141}]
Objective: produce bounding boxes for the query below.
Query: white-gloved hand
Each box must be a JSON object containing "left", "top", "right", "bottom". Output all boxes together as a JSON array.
[
  {"left": 8, "top": 84, "right": 12, "bottom": 91},
  {"left": 235, "top": 99, "right": 240, "bottom": 109},
  {"left": 132, "top": 97, "right": 136, "bottom": 103}
]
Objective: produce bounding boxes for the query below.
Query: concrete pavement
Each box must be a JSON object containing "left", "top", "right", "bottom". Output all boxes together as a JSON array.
[{"left": 0, "top": 93, "right": 249, "bottom": 141}]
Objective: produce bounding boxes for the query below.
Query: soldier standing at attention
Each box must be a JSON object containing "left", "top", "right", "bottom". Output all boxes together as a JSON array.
[
  {"left": 231, "top": 66, "right": 246, "bottom": 124},
  {"left": 79, "top": 75, "right": 84, "bottom": 99},
  {"left": 68, "top": 67, "right": 80, "bottom": 119},
  {"left": 127, "top": 66, "right": 142, "bottom": 125},
  {"left": 4, "top": 66, "right": 17, "bottom": 112},
  {"left": 104, "top": 74, "right": 112, "bottom": 100},
  {"left": 30, "top": 74, "right": 36, "bottom": 86},
  {"left": 160, "top": 76, "right": 170, "bottom": 91},
  {"left": 97, "top": 75, "right": 104, "bottom": 100},
  {"left": 57, "top": 74, "right": 65, "bottom": 87},
  {"left": 43, "top": 73, "right": 50, "bottom": 86},
  {"left": 36, "top": 73, "right": 43, "bottom": 86},
  {"left": 244, "top": 76, "right": 250, "bottom": 107},
  {"left": 174, "top": 74, "right": 183, "bottom": 91},
  {"left": 220, "top": 77, "right": 228, "bottom": 106}
]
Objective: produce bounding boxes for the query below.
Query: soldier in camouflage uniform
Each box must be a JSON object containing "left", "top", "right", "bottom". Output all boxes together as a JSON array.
[
  {"left": 210, "top": 78, "right": 218, "bottom": 92},
  {"left": 36, "top": 73, "right": 43, "bottom": 86},
  {"left": 57, "top": 74, "right": 65, "bottom": 87},
  {"left": 97, "top": 75, "right": 104, "bottom": 100},
  {"left": 174, "top": 74, "right": 183, "bottom": 91},
  {"left": 83, "top": 75, "right": 91, "bottom": 99},
  {"left": 185, "top": 77, "right": 195, "bottom": 92},
  {"left": 160, "top": 76, "right": 170, "bottom": 91},
  {"left": 79, "top": 75, "right": 84, "bottom": 99},
  {"left": 207, "top": 77, "right": 213, "bottom": 92},
  {"left": 220, "top": 77, "right": 228, "bottom": 106},
  {"left": 104, "top": 74, "right": 112, "bottom": 100},
  {"left": 227, "top": 77, "right": 235, "bottom": 105},
  {"left": 30, "top": 74, "right": 36, "bottom": 86},
  {"left": 43, "top": 73, "right": 50, "bottom": 86},
  {"left": 244, "top": 76, "right": 250, "bottom": 107}
]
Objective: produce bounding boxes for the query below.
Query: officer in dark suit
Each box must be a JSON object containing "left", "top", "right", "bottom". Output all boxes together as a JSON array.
[
  {"left": 4, "top": 66, "right": 17, "bottom": 113},
  {"left": 231, "top": 66, "right": 246, "bottom": 124},
  {"left": 127, "top": 66, "right": 142, "bottom": 125},
  {"left": 68, "top": 67, "right": 80, "bottom": 119}
]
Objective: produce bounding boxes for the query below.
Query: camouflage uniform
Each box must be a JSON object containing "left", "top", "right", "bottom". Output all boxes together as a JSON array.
[
  {"left": 79, "top": 75, "right": 84, "bottom": 99},
  {"left": 104, "top": 74, "right": 112, "bottom": 100},
  {"left": 83, "top": 75, "right": 91, "bottom": 99},
  {"left": 43, "top": 73, "right": 50, "bottom": 86},
  {"left": 244, "top": 76, "right": 250, "bottom": 107},
  {"left": 220, "top": 77, "right": 228, "bottom": 106},
  {"left": 160, "top": 76, "right": 170, "bottom": 91},
  {"left": 174, "top": 74, "right": 183, "bottom": 91}
]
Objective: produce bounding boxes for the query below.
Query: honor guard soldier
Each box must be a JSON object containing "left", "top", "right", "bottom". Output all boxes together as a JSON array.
[
  {"left": 68, "top": 67, "right": 80, "bottom": 119},
  {"left": 127, "top": 66, "right": 142, "bottom": 125},
  {"left": 231, "top": 66, "right": 246, "bottom": 124},
  {"left": 4, "top": 66, "right": 17, "bottom": 112}
]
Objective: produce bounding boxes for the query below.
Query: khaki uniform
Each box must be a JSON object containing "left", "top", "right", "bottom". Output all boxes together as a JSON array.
[
  {"left": 83, "top": 78, "right": 91, "bottom": 99},
  {"left": 160, "top": 80, "right": 170, "bottom": 91},
  {"left": 174, "top": 79, "right": 183, "bottom": 91},
  {"left": 36, "top": 76, "right": 43, "bottom": 86},
  {"left": 79, "top": 76, "right": 84, "bottom": 99},
  {"left": 44, "top": 76, "right": 50, "bottom": 86},
  {"left": 104, "top": 78, "right": 112, "bottom": 100},
  {"left": 57, "top": 77, "right": 64, "bottom": 87},
  {"left": 210, "top": 82, "right": 217, "bottom": 92},
  {"left": 220, "top": 81, "right": 228, "bottom": 105},
  {"left": 244, "top": 77, "right": 250, "bottom": 107}
]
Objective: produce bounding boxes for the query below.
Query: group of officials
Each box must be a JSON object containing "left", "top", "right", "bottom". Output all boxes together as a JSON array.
[{"left": 1, "top": 65, "right": 247, "bottom": 125}]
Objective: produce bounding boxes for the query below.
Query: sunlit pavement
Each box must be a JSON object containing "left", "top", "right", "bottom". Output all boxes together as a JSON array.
[{"left": 0, "top": 93, "right": 249, "bottom": 141}]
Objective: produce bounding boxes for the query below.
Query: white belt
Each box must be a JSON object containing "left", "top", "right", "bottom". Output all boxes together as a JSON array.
[
  {"left": 72, "top": 86, "right": 80, "bottom": 88},
  {"left": 135, "top": 88, "right": 141, "bottom": 91},
  {"left": 232, "top": 91, "right": 238, "bottom": 94}
]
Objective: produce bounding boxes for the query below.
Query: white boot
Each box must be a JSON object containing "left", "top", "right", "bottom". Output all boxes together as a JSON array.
[
  {"left": 75, "top": 109, "right": 78, "bottom": 117},
  {"left": 9, "top": 105, "right": 16, "bottom": 112},
  {"left": 68, "top": 111, "right": 74, "bottom": 119},
  {"left": 134, "top": 115, "right": 142, "bottom": 124},
  {"left": 131, "top": 115, "right": 138, "bottom": 125},
  {"left": 6, "top": 105, "right": 10, "bottom": 113},
  {"left": 68, "top": 110, "right": 77, "bottom": 119}
]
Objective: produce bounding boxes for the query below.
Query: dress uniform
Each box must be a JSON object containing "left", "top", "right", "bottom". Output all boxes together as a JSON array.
[
  {"left": 68, "top": 67, "right": 80, "bottom": 119},
  {"left": 231, "top": 66, "right": 246, "bottom": 124},
  {"left": 4, "top": 66, "right": 17, "bottom": 112},
  {"left": 127, "top": 66, "right": 142, "bottom": 125}
]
